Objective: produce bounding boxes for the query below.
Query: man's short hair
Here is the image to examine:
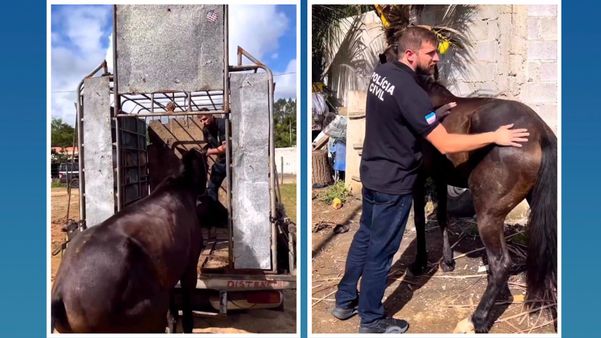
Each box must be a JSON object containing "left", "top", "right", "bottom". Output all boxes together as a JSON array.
[{"left": 396, "top": 26, "right": 438, "bottom": 53}]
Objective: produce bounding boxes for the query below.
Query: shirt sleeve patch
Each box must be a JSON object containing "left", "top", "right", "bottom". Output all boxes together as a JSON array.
[{"left": 425, "top": 112, "right": 437, "bottom": 125}]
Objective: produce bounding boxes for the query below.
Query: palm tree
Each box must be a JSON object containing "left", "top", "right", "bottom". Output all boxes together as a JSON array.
[
  {"left": 312, "top": 5, "right": 372, "bottom": 84},
  {"left": 374, "top": 5, "right": 477, "bottom": 83},
  {"left": 311, "top": 5, "right": 478, "bottom": 104}
]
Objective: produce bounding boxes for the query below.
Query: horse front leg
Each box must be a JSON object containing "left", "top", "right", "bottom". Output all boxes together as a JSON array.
[
  {"left": 410, "top": 174, "right": 428, "bottom": 275},
  {"left": 166, "top": 289, "right": 178, "bottom": 333},
  {"left": 435, "top": 178, "right": 455, "bottom": 272}
]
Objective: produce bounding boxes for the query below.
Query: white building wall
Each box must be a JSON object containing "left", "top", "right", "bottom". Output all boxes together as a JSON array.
[{"left": 275, "top": 147, "right": 297, "bottom": 176}]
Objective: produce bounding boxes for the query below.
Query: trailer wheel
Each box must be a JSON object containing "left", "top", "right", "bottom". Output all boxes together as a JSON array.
[
  {"left": 447, "top": 186, "right": 475, "bottom": 217},
  {"left": 69, "top": 178, "right": 79, "bottom": 188}
]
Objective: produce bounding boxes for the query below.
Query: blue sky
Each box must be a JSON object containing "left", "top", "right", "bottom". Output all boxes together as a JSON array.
[{"left": 51, "top": 4, "right": 296, "bottom": 125}]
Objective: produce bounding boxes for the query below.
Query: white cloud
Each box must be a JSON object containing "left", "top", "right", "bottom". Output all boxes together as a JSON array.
[
  {"left": 229, "top": 5, "right": 288, "bottom": 63},
  {"left": 274, "top": 58, "right": 296, "bottom": 100},
  {"left": 52, "top": 92, "right": 78, "bottom": 124},
  {"left": 105, "top": 33, "right": 113, "bottom": 72},
  {"left": 51, "top": 6, "right": 112, "bottom": 125},
  {"left": 63, "top": 7, "right": 111, "bottom": 53}
]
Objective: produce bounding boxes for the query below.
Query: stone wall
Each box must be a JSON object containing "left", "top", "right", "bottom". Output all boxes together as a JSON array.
[{"left": 448, "top": 5, "right": 558, "bottom": 132}]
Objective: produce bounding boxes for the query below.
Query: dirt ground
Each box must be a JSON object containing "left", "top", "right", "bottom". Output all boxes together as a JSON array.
[
  {"left": 311, "top": 189, "right": 556, "bottom": 334},
  {"left": 50, "top": 187, "right": 296, "bottom": 334}
]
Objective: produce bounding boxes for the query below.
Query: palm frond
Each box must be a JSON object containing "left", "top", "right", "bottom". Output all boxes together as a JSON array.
[
  {"left": 376, "top": 5, "right": 477, "bottom": 83},
  {"left": 312, "top": 5, "right": 371, "bottom": 82},
  {"left": 418, "top": 5, "right": 478, "bottom": 84}
]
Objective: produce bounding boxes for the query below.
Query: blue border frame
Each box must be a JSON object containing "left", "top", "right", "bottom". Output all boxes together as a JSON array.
[
  {"left": 562, "top": 1, "right": 601, "bottom": 337},
  {"left": 0, "top": 0, "right": 47, "bottom": 337},
  {"left": 300, "top": 0, "right": 308, "bottom": 337}
]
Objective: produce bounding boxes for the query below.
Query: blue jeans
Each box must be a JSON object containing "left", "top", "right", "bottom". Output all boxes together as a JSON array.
[
  {"left": 335, "top": 187, "right": 413, "bottom": 325},
  {"left": 207, "top": 160, "right": 226, "bottom": 202}
]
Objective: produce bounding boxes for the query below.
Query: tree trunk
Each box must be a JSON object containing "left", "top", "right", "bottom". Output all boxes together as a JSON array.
[{"left": 312, "top": 150, "right": 333, "bottom": 187}]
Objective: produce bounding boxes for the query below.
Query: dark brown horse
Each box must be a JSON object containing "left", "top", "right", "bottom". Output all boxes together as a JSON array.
[
  {"left": 51, "top": 148, "right": 209, "bottom": 333},
  {"left": 381, "top": 49, "right": 557, "bottom": 333}
]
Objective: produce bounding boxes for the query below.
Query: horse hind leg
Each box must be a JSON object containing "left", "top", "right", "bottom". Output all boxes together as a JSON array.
[
  {"left": 166, "top": 289, "right": 179, "bottom": 333},
  {"left": 180, "top": 264, "right": 199, "bottom": 333},
  {"left": 471, "top": 212, "right": 512, "bottom": 332}
]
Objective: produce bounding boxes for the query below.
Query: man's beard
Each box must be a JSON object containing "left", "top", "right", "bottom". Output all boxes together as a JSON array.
[
  {"left": 416, "top": 63, "right": 435, "bottom": 75},
  {"left": 416, "top": 64, "right": 439, "bottom": 80}
]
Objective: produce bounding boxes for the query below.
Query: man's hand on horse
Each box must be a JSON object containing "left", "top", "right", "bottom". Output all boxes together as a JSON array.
[
  {"left": 435, "top": 102, "right": 457, "bottom": 120},
  {"left": 494, "top": 123, "right": 530, "bottom": 147}
]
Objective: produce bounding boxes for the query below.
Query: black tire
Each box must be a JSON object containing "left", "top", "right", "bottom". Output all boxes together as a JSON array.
[{"left": 447, "top": 185, "right": 475, "bottom": 217}]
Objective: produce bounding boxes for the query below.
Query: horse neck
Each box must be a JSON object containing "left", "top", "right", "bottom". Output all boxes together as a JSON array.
[
  {"left": 153, "top": 175, "right": 201, "bottom": 200},
  {"left": 429, "top": 84, "right": 457, "bottom": 108}
]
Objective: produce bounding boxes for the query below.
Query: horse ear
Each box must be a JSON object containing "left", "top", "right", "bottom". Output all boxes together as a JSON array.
[
  {"left": 182, "top": 148, "right": 207, "bottom": 192},
  {"left": 174, "top": 145, "right": 188, "bottom": 158},
  {"left": 195, "top": 150, "right": 208, "bottom": 192}
]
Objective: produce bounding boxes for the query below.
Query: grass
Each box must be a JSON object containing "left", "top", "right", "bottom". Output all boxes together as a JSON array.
[{"left": 279, "top": 183, "right": 296, "bottom": 224}]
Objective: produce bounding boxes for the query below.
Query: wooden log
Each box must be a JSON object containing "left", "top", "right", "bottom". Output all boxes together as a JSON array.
[{"left": 312, "top": 150, "right": 333, "bottom": 187}]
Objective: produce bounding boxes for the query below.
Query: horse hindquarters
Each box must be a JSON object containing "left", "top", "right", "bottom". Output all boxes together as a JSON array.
[
  {"left": 54, "top": 235, "right": 169, "bottom": 333},
  {"left": 467, "top": 148, "right": 535, "bottom": 332}
]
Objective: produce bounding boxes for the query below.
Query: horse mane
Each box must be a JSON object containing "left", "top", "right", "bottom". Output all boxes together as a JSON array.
[{"left": 379, "top": 45, "right": 397, "bottom": 65}]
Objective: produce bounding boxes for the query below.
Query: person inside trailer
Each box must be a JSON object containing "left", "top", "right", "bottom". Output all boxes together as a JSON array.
[
  {"left": 198, "top": 110, "right": 227, "bottom": 202},
  {"left": 196, "top": 109, "right": 229, "bottom": 229}
]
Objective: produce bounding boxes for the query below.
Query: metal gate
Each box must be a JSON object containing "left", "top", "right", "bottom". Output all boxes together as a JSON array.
[{"left": 75, "top": 5, "right": 295, "bottom": 301}]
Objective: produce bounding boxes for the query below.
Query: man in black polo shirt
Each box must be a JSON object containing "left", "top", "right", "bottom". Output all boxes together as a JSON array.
[
  {"left": 331, "top": 26, "right": 529, "bottom": 333},
  {"left": 199, "top": 112, "right": 227, "bottom": 202}
]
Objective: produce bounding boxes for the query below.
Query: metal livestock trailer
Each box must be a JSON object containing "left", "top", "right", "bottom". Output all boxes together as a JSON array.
[{"left": 72, "top": 5, "right": 295, "bottom": 326}]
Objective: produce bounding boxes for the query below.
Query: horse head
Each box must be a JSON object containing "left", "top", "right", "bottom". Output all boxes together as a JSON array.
[
  {"left": 415, "top": 73, "right": 456, "bottom": 109},
  {"left": 179, "top": 147, "right": 208, "bottom": 195},
  {"left": 379, "top": 45, "right": 398, "bottom": 64}
]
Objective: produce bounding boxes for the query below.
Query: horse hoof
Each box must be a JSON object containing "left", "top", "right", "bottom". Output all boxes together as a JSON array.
[
  {"left": 408, "top": 262, "right": 427, "bottom": 276},
  {"left": 440, "top": 260, "right": 456, "bottom": 272},
  {"left": 453, "top": 318, "right": 475, "bottom": 333}
]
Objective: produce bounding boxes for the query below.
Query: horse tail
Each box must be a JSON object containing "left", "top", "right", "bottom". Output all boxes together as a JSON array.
[
  {"left": 526, "top": 131, "right": 557, "bottom": 308},
  {"left": 51, "top": 293, "right": 71, "bottom": 333}
]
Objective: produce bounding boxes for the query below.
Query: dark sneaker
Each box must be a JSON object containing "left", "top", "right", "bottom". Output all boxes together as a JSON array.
[
  {"left": 331, "top": 299, "right": 358, "bottom": 320},
  {"left": 359, "top": 318, "right": 409, "bottom": 333}
]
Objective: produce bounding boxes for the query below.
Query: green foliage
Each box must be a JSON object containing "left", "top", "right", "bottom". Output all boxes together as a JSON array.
[
  {"left": 320, "top": 181, "right": 350, "bottom": 204},
  {"left": 312, "top": 5, "right": 372, "bottom": 82},
  {"left": 51, "top": 118, "right": 75, "bottom": 147},
  {"left": 274, "top": 98, "right": 296, "bottom": 148}
]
